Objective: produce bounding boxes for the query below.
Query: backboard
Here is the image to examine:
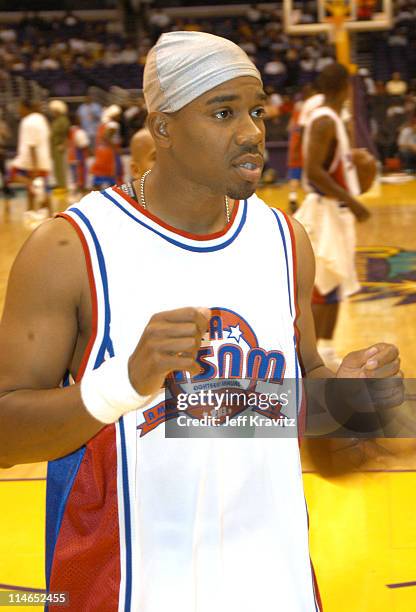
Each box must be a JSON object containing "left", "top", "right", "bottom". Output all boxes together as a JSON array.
[{"left": 284, "top": 0, "right": 392, "bottom": 35}]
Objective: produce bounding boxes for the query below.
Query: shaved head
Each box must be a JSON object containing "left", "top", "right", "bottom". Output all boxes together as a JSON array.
[{"left": 130, "top": 128, "right": 156, "bottom": 179}]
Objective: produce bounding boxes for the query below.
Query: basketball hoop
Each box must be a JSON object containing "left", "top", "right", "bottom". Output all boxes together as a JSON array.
[{"left": 284, "top": 0, "right": 392, "bottom": 36}]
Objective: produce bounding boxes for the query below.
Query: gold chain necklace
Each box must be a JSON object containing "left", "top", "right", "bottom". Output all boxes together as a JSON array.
[{"left": 139, "top": 170, "right": 230, "bottom": 223}]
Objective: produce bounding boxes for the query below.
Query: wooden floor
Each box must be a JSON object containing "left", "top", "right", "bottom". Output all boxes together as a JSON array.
[{"left": 1, "top": 181, "right": 416, "bottom": 610}]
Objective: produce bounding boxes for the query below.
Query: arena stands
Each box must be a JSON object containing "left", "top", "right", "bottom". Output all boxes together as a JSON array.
[{"left": 1, "top": 1, "right": 416, "bottom": 173}]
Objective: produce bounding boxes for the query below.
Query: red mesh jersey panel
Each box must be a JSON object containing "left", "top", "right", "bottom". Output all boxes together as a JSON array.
[{"left": 49, "top": 425, "right": 121, "bottom": 611}]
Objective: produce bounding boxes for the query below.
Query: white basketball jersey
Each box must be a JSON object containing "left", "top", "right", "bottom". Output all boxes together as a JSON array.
[
  {"left": 47, "top": 186, "right": 321, "bottom": 612},
  {"left": 303, "top": 105, "right": 360, "bottom": 197}
]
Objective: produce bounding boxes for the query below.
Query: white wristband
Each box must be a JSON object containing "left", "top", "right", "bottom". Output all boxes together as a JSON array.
[{"left": 80, "top": 354, "right": 152, "bottom": 424}]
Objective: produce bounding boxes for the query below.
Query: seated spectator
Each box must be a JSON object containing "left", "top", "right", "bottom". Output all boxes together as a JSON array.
[
  {"left": 388, "top": 28, "right": 407, "bottom": 47},
  {"left": 395, "top": 0, "right": 413, "bottom": 23},
  {"left": 120, "top": 43, "right": 138, "bottom": 64},
  {"left": 246, "top": 5, "right": 263, "bottom": 23},
  {"left": 148, "top": 8, "right": 172, "bottom": 41},
  {"left": 300, "top": 9, "right": 315, "bottom": 24},
  {"left": 10, "top": 57, "right": 26, "bottom": 72},
  {"left": 236, "top": 19, "right": 253, "bottom": 40},
  {"left": 40, "top": 56, "right": 60, "bottom": 70},
  {"left": 264, "top": 13, "right": 282, "bottom": 33},
  {"left": 386, "top": 72, "right": 408, "bottom": 96},
  {"left": 316, "top": 52, "right": 334, "bottom": 72},
  {"left": 0, "top": 28, "right": 17, "bottom": 44},
  {"left": 299, "top": 52, "right": 315, "bottom": 73},
  {"left": 375, "top": 107, "right": 406, "bottom": 166},
  {"left": 239, "top": 36, "right": 257, "bottom": 57},
  {"left": 398, "top": 117, "right": 416, "bottom": 172},
  {"left": 63, "top": 11, "right": 80, "bottom": 28},
  {"left": 265, "top": 86, "right": 283, "bottom": 111},
  {"left": 103, "top": 44, "right": 124, "bottom": 66},
  {"left": 69, "top": 38, "right": 88, "bottom": 54},
  {"left": 264, "top": 55, "right": 287, "bottom": 76},
  {"left": 269, "top": 32, "right": 289, "bottom": 54},
  {"left": 148, "top": 8, "right": 171, "bottom": 32},
  {"left": 299, "top": 51, "right": 316, "bottom": 84},
  {"left": 358, "top": 67, "right": 377, "bottom": 96},
  {"left": 304, "top": 42, "right": 320, "bottom": 60}
]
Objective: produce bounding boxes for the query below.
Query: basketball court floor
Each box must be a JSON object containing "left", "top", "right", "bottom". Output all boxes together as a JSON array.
[{"left": 0, "top": 180, "right": 415, "bottom": 611}]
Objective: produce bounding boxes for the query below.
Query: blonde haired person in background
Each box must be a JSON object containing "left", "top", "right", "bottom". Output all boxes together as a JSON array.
[
  {"left": 48, "top": 100, "right": 70, "bottom": 192},
  {"left": 130, "top": 127, "right": 156, "bottom": 179}
]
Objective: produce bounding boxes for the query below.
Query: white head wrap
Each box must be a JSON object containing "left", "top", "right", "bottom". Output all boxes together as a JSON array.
[{"left": 144, "top": 31, "right": 262, "bottom": 113}]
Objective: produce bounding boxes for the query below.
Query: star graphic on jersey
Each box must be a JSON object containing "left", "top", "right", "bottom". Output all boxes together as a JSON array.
[{"left": 225, "top": 324, "right": 244, "bottom": 343}]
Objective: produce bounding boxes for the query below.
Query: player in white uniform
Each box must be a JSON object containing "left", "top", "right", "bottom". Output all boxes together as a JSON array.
[
  {"left": 295, "top": 63, "right": 371, "bottom": 369},
  {"left": 8, "top": 99, "right": 52, "bottom": 217},
  {"left": 0, "top": 33, "right": 402, "bottom": 612}
]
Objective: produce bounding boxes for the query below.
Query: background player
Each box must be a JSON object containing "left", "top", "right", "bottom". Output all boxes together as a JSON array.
[
  {"left": 7, "top": 99, "right": 51, "bottom": 219},
  {"left": 48, "top": 100, "right": 70, "bottom": 193},
  {"left": 67, "top": 112, "right": 90, "bottom": 195},
  {"left": 287, "top": 84, "right": 324, "bottom": 212},
  {"left": 90, "top": 104, "right": 123, "bottom": 189},
  {"left": 295, "top": 62, "right": 374, "bottom": 368}
]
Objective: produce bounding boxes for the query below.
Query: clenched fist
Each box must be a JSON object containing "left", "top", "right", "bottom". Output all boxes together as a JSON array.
[
  {"left": 336, "top": 343, "right": 401, "bottom": 380},
  {"left": 128, "top": 307, "right": 211, "bottom": 396},
  {"left": 334, "top": 342, "right": 404, "bottom": 418}
]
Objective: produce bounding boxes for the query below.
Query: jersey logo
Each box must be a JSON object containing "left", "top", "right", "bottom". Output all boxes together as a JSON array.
[{"left": 137, "top": 307, "right": 288, "bottom": 436}]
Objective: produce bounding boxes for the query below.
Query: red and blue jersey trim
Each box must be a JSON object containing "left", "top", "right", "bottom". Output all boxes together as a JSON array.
[
  {"left": 278, "top": 208, "right": 322, "bottom": 611},
  {"left": 101, "top": 187, "right": 246, "bottom": 253},
  {"left": 270, "top": 207, "right": 304, "bottom": 422},
  {"left": 45, "top": 208, "right": 134, "bottom": 611}
]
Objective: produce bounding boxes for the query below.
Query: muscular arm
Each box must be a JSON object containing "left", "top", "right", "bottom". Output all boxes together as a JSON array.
[
  {"left": 305, "top": 116, "right": 369, "bottom": 220},
  {"left": 0, "top": 219, "right": 210, "bottom": 467},
  {"left": 0, "top": 219, "right": 104, "bottom": 468}
]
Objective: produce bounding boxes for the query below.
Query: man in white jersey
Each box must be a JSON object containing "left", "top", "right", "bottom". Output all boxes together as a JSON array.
[
  {"left": 8, "top": 99, "right": 52, "bottom": 216},
  {"left": 0, "top": 33, "right": 402, "bottom": 611},
  {"left": 295, "top": 63, "right": 371, "bottom": 369}
]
